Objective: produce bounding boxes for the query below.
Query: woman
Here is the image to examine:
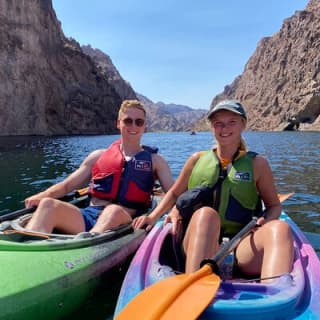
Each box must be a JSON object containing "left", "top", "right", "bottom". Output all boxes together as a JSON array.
[{"left": 133, "top": 100, "right": 294, "bottom": 281}]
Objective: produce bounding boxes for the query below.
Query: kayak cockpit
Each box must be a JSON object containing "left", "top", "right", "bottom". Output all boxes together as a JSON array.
[
  {"left": 0, "top": 213, "right": 136, "bottom": 250},
  {"left": 147, "top": 221, "right": 307, "bottom": 319}
]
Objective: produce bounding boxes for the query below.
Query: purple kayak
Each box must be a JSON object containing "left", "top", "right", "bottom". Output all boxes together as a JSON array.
[{"left": 114, "top": 212, "right": 320, "bottom": 319}]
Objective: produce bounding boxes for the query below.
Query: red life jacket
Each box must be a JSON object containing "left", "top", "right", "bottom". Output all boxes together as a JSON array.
[{"left": 89, "top": 140, "right": 157, "bottom": 209}]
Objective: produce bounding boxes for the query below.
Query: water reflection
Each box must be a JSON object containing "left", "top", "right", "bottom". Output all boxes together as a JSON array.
[{"left": 1, "top": 132, "right": 319, "bottom": 232}]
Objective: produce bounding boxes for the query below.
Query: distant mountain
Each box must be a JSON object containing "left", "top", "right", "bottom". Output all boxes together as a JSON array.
[
  {"left": 81, "top": 47, "right": 207, "bottom": 133},
  {"left": 137, "top": 94, "right": 207, "bottom": 132}
]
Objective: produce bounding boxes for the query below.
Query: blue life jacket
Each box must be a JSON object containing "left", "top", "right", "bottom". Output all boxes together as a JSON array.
[{"left": 89, "top": 140, "right": 157, "bottom": 209}]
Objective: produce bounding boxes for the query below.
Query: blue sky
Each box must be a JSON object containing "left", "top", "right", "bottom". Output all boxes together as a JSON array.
[{"left": 52, "top": 0, "right": 309, "bottom": 110}]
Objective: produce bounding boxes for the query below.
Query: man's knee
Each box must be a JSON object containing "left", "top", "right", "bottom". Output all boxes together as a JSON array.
[{"left": 36, "top": 198, "right": 61, "bottom": 213}]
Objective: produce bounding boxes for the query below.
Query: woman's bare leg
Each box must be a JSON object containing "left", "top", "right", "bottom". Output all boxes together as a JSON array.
[
  {"left": 236, "top": 220, "right": 294, "bottom": 282},
  {"left": 183, "top": 207, "right": 221, "bottom": 273}
]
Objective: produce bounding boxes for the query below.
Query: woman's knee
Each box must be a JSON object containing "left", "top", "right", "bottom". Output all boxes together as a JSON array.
[
  {"left": 193, "top": 207, "right": 220, "bottom": 226},
  {"left": 264, "top": 220, "right": 293, "bottom": 242}
]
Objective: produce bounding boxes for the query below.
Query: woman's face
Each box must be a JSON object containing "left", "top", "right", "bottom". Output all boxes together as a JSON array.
[{"left": 209, "top": 110, "right": 246, "bottom": 146}]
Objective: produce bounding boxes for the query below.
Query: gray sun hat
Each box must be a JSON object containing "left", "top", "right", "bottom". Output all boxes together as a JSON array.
[{"left": 207, "top": 100, "right": 247, "bottom": 120}]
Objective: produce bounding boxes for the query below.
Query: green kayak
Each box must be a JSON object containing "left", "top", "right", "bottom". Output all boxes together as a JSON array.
[{"left": 0, "top": 202, "right": 147, "bottom": 320}]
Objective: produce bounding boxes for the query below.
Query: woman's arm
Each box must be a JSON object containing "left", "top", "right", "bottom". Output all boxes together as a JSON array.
[{"left": 254, "top": 155, "right": 281, "bottom": 222}]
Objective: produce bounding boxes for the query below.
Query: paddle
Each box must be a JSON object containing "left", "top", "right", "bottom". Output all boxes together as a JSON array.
[
  {"left": 115, "top": 192, "right": 294, "bottom": 320},
  {"left": 278, "top": 192, "right": 294, "bottom": 203},
  {"left": 0, "top": 187, "right": 89, "bottom": 223}
]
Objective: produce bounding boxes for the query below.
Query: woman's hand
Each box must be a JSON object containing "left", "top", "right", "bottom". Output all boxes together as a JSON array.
[
  {"left": 164, "top": 206, "right": 184, "bottom": 242},
  {"left": 132, "top": 215, "right": 155, "bottom": 231}
]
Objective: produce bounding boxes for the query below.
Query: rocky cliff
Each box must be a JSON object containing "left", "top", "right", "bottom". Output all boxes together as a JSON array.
[
  {"left": 207, "top": 0, "right": 320, "bottom": 131},
  {"left": 80, "top": 49, "right": 205, "bottom": 132},
  {"left": 81, "top": 45, "right": 136, "bottom": 101},
  {"left": 0, "top": 0, "right": 135, "bottom": 136}
]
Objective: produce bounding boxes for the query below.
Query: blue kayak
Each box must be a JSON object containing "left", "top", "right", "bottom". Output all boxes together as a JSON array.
[{"left": 114, "top": 212, "right": 320, "bottom": 319}]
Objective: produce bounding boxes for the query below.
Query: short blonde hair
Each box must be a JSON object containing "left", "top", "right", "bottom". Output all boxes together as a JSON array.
[{"left": 118, "top": 99, "right": 146, "bottom": 118}]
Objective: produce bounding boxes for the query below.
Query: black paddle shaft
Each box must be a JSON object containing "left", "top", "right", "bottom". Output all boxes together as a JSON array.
[
  {"left": 200, "top": 217, "right": 258, "bottom": 273},
  {"left": 0, "top": 191, "right": 88, "bottom": 223}
]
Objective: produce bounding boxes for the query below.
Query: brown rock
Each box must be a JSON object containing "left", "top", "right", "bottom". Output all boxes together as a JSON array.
[
  {"left": 0, "top": 0, "right": 134, "bottom": 136},
  {"left": 209, "top": 0, "right": 320, "bottom": 131}
]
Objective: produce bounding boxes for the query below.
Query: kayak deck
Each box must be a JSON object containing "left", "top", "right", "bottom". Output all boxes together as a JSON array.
[{"left": 0, "top": 214, "right": 146, "bottom": 320}]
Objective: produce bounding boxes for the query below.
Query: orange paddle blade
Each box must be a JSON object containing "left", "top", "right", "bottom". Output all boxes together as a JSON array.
[
  {"left": 278, "top": 192, "right": 294, "bottom": 203},
  {"left": 115, "top": 264, "right": 220, "bottom": 320}
]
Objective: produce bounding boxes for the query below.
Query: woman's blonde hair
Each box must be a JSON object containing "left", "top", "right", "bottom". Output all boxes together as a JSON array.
[
  {"left": 118, "top": 99, "right": 146, "bottom": 118},
  {"left": 239, "top": 137, "right": 247, "bottom": 152}
]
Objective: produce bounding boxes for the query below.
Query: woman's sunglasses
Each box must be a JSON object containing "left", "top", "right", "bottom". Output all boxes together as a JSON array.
[{"left": 121, "top": 117, "right": 145, "bottom": 127}]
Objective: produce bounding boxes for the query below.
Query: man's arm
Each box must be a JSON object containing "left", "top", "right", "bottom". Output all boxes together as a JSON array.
[
  {"left": 152, "top": 153, "right": 174, "bottom": 193},
  {"left": 25, "top": 149, "right": 104, "bottom": 208}
]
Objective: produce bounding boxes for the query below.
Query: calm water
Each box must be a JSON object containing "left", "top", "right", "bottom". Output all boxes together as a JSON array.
[{"left": 0, "top": 131, "right": 319, "bottom": 319}]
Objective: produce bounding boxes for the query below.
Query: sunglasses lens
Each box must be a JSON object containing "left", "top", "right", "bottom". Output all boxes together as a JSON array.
[
  {"left": 135, "top": 119, "right": 145, "bottom": 127},
  {"left": 123, "top": 118, "right": 133, "bottom": 125},
  {"left": 122, "top": 118, "right": 145, "bottom": 127}
]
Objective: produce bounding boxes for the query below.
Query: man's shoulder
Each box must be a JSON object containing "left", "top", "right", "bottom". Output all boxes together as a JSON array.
[
  {"left": 90, "top": 148, "right": 105, "bottom": 156},
  {"left": 151, "top": 152, "right": 163, "bottom": 162},
  {"left": 86, "top": 149, "right": 105, "bottom": 162}
]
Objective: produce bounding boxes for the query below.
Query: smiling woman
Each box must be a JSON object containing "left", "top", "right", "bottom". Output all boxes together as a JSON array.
[{"left": 133, "top": 99, "right": 294, "bottom": 283}]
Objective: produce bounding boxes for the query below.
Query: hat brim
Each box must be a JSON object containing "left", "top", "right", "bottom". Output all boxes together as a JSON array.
[{"left": 207, "top": 105, "right": 246, "bottom": 119}]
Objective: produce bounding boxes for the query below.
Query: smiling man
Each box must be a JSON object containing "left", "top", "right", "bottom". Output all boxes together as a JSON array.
[{"left": 25, "top": 100, "right": 173, "bottom": 234}]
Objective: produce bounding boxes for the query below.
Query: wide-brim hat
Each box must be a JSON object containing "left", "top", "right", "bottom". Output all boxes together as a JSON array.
[{"left": 207, "top": 100, "right": 247, "bottom": 119}]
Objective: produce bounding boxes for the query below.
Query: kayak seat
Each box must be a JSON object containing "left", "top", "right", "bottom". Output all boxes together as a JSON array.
[
  {"left": 159, "top": 233, "right": 185, "bottom": 273},
  {"left": 74, "top": 232, "right": 100, "bottom": 239},
  {"left": 0, "top": 221, "right": 12, "bottom": 231}
]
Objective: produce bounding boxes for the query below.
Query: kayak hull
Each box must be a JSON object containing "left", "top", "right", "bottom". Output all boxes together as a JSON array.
[
  {"left": 114, "top": 212, "right": 320, "bottom": 319},
  {"left": 0, "top": 216, "right": 146, "bottom": 320}
]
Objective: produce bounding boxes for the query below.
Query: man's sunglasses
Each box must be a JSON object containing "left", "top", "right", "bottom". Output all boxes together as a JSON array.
[{"left": 121, "top": 118, "right": 145, "bottom": 127}]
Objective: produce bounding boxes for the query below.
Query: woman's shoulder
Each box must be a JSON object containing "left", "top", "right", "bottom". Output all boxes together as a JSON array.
[
  {"left": 252, "top": 154, "right": 272, "bottom": 179},
  {"left": 252, "top": 153, "right": 269, "bottom": 165}
]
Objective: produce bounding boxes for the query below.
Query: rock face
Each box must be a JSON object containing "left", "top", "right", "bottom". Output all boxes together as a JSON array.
[
  {"left": 0, "top": 0, "right": 134, "bottom": 136},
  {"left": 81, "top": 45, "right": 136, "bottom": 101},
  {"left": 137, "top": 94, "right": 207, "bottom": 132},
  {"left": 209, "top": 0, "right": 320, "bottom": 131}
]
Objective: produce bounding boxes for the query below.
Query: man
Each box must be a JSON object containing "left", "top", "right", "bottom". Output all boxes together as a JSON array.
[{"left": 25, "top": 100, "right": 173, "bottom": 234}]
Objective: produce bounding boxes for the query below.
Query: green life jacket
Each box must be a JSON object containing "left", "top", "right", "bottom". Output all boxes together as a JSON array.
[{"left": 188, "top": 150, "right": 261, "bottom": 235}]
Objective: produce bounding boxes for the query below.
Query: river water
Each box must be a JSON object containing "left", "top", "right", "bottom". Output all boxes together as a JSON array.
[{"left": 0, "top": 131, "right": 319, "bottom": 319}]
